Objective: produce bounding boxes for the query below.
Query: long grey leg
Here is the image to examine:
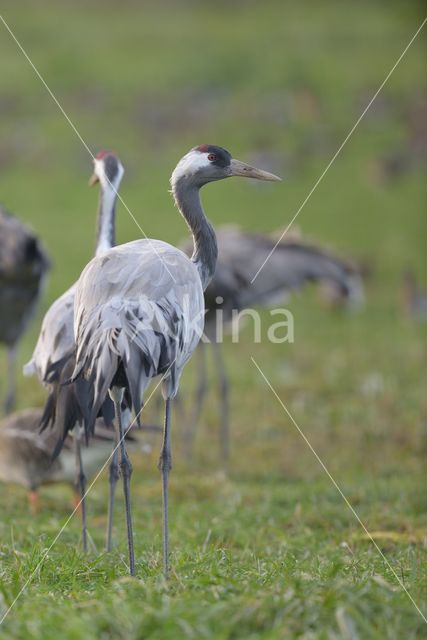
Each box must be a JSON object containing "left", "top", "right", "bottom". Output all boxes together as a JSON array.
[
  {"left": 173, "top": 390, "right": 185, "bottom": 424},
  {"left": 182, "top": 344, "right": 207, "bottom": 459},
  {"left": 158, "top": 397, "right": 172, "bottom": 579},
  {"left": 106, "top": 445, "right": 119, "bottom": 552},
  {"left": 212, "top": 340, "right": 230, "bottom": 464},
  {"left": 74, "top": 426, "right": 88, "bottom": 552},
  {"left": 109, "top": 387, "right": 135, "bottom": 576},
  {"left": 4, "top": 344, "right": 17, "bottom": 415}
]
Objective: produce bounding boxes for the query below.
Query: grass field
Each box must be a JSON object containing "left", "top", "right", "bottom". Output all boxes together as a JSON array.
[{"left": 0, "top": 1, "right": 426, "bottom": 637}]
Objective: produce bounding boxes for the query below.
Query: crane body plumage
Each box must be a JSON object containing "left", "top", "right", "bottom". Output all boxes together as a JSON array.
[
  {"left": 24, "top": 284, "right": 76, "bottom": 383},
  {"left": 72, "top": 238, "right": 205, "bottom": 431}
]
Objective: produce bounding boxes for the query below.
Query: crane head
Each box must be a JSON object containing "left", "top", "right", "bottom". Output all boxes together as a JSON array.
[
  {"left": 89, "top": 151, "right": 124, "bottom": 188},
  {"left": 171, "top": 145, "right": 281, "bottom": 187}
]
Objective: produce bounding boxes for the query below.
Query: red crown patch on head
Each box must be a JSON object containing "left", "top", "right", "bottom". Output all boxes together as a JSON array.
[
  {"left": 95, "top": 150, "right": 114, "bottom": 160},
  {"left": 196, "top": 144, "right": 210, "bottom": 153}
]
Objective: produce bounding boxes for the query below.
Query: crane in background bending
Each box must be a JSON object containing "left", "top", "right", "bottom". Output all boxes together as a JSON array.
[{"left": 181, "top": 226, "right": 364, "bottom": 461}]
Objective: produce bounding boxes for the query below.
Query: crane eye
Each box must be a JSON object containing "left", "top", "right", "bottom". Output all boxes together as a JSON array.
[{"left": 207, "top": 153, "right": 216, "bottom": 162}]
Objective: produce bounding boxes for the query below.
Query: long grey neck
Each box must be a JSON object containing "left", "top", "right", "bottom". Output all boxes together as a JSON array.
[
  {"left": 172, "top": 177, "right": 218, "bottom": 290},
  {"left": 95, "top": 182, "right": 118, "bottom": 256}
]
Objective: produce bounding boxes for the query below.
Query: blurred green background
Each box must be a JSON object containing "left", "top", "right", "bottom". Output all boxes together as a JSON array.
[{"left": 0, "top": 1, "right": 426, "bottom": 638}]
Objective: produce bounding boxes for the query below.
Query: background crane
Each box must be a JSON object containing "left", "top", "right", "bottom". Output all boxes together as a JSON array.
[
  {"left": 181, "top": 226, "right": 363, "bottom": 461},
  {"left": 0, "top": 208, "right": 50, "bottom": 414},
  {"left": 24, "top": 151, "right": 124, "bottom": 550}
]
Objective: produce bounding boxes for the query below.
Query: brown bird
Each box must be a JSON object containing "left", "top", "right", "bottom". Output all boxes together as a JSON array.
[
  {"left": 0, "top": 407, "right": 143, "bottom": 550},
  {"left": 0, "top": 409, "right": 114, "bottom": 510}
]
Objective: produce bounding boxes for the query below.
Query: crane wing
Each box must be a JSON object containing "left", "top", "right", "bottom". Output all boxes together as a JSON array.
[
  {"left": 72, "top": 239, "right": 204, "bottom": 436},
  {"left": 24, "top": 284, "right": 76, "bottom": 381}
]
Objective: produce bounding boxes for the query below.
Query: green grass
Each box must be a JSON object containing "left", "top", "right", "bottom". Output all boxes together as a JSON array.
[
  {"left": 0, "top": 471, "right": 426, "bottom": 638},
  {"left": 0, "top": 0, "right": 426, "bottom": 637}
]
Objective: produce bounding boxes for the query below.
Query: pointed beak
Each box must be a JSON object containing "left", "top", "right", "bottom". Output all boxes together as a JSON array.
[
  {"left": 88, "top": 173, "right": 99, "bottom": 187},
  {"left": 229, "top": 158, "right": 281, "bottom": 182}
]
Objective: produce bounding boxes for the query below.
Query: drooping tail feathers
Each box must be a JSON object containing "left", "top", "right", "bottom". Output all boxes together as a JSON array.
[
  {"left": 40, "top": 355, "right": 115, "bottom": 457},
  {"left": 71, "top": 298, "right": 174, "bottom": 439}
]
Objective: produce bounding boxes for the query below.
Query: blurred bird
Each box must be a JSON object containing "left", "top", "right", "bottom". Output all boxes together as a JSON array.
[
  {"left": 0, "top": 208, "right": 50, "bottom": 414},
  {"left": 0, "top": 408, "right": 137, "bottom": 522},
  {"left": 24, "top": 151, "right": 124, "bottom": 550},
  {"left": 181, "top": 226, "right": 364, "bottom": 461},
  {"left": 64, "top": 145, "right": 280, "bottom": 576},
  {"left": 377, "top": 98, "right": 427, "bottom": 182},
  {"left": 401, "top": 269, "right": 427, "bottom": 321},
  {"left": 0, "top": 406, "right": 158, "bottom": 549},
  {"left": 318, "top": 257, "right": 371, "bottom": 310}
]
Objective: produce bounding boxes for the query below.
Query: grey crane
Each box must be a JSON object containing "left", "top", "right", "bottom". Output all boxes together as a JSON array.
[
  {"left": 66, "top": 145, "right": 280, "bottom": 576},
  {"left": 0, "top": 208, "right": 50, "bottom": 414},
  {"left": 181, "top": 226, "right": 364, "bottom": 461},
  {"left": 24, "top": 151, "right": 124, "bottom": 550}
]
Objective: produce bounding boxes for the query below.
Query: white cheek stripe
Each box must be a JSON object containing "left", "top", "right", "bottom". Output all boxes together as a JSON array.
[{"left": 171, "top": 150, "right": 210, "bottom": 181}]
